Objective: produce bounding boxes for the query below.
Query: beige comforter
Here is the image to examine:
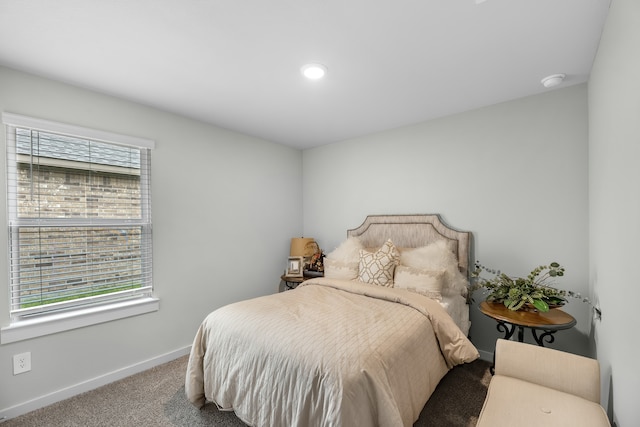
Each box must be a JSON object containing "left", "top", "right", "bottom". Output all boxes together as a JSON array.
[{"left": 185, "top": 278, "right": 479, "bottom": 427}]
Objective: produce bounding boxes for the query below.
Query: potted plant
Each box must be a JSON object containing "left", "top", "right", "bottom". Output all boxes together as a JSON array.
[{"left": 471, "top": 261, "right": 570, "bottom": 312}]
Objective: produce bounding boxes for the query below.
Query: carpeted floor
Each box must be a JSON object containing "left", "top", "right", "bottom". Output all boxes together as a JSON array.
[{"left": 2, "top": 355, "right": 491, "bottom": 426}]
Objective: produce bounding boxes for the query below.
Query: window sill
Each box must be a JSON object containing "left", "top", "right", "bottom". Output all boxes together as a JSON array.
[{"left": 1, "top": 297, "right": 159, "bottom": 344}]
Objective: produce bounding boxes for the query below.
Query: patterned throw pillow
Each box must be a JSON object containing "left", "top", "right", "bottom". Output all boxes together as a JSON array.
[
  {"left": 357, "top": 239, "right": 399, "bottom": 287},
  {"left": 393, "top": 266, "right": 445, "bottom": 301}
]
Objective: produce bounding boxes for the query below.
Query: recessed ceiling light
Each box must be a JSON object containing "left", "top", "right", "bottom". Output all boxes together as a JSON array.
[
  {"left": 301, "top": 63, "right": 327, "bottom": 80},
  {"left": 541, "top": 74, "right": 566, "bottom": 88}
]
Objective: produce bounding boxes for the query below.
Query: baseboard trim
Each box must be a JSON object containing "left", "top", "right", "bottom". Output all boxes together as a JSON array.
[
  {"left": 0, "top": 346, "right": 191, "bottom": 423},
  {"left": 478, "top": 349, "right": 494, "bottom": 362}
]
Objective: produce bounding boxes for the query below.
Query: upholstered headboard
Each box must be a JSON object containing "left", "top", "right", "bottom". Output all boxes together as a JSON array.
[{"left": 347, "top": 214, "right": 472, "bottom": 278}]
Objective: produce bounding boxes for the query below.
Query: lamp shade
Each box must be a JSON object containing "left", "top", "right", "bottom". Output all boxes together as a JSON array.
[{"left": 290, "top": 237, "right": 318, "bottom": 257}]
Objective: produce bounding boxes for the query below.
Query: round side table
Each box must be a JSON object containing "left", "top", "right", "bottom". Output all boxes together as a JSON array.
[
  {"left": 480, "top": 301, "right": 577, "bottom": 346},
  {"left": 279, "top": 275, "right": 305, "bottom": 291}
]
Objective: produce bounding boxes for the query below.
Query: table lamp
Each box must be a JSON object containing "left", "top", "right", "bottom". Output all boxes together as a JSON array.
[{"left": 290, "top": 237, "right": 318, "bottom": 260}]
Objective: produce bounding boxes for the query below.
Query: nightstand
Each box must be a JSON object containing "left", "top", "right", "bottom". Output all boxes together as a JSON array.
[
  {"left": 480, "top": 301, "right": 576, "bottom": 346},
  {"left": 279, "top": 274, "right": 306, "bottom": 291},
  {"left": 480, "top": 301, "right": 577, "bottom": 374}
]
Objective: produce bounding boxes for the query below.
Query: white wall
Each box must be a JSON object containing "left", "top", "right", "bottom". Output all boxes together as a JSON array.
[
  {"left": 0, "top": 66, "right": 303, "bottom": 418},
  {"left": 303, "top": 84, "right": 591, "bottom": 359},
  {"left": 589, "top": 0, "right": 640, "bottom": 425}
]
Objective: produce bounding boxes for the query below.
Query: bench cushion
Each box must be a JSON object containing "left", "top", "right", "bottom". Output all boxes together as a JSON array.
[{"left": 477, "top": 375, "right": 610, "bottom": 427}]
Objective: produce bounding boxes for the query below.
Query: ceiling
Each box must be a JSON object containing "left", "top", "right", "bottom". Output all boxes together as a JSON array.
[{"left": 0, "top": 0, "right": 611, "bottom": 149}]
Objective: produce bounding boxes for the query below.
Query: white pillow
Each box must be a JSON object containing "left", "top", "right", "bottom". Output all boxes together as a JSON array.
[
  {"left": 324, "top": 258, "right": 358, "bottom": 280},
  {"left": 324, "top": 237, "right": 364, "bottom": 280},
  {"left": 394, "top": 266, "right": 445, "bottom": 301},
  {"left": 326, "top": 237, "right": 364, "bottom": 262},
  {"left": 357, "top": 239, "right": 399, "bottom": 287},
  {"left": 400, "top": 240, "right": 469, "bottom": 297}
]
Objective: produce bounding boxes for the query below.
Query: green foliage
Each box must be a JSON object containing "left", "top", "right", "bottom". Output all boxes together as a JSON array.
[
  {"left": 471, "top": 262, "right": 567, "bottom": 312},
  {"left": 20, "top": 283, "right": 141, "bottom": 309}
]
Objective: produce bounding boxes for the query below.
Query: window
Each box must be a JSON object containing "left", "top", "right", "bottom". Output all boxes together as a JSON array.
[{"left": 1, "top": 113, "right": 156, "bottom": 343}]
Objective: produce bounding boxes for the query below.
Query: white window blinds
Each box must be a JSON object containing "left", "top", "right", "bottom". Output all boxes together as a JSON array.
[{"left": 3, "top": 113, "right": 154, "bottom": 320}]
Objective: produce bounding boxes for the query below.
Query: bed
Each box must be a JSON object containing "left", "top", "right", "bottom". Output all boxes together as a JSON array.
[{"left": 185, "top": 214, "right": 479, "bottom": 426}]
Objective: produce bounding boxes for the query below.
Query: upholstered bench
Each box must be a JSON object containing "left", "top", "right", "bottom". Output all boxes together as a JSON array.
[{"left": 476, "top": 339, "right": 610, "bottom": 427}]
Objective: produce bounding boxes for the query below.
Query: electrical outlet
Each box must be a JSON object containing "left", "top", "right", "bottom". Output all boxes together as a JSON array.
[
  {"left": 13, "top": 352, "right": 31, "bottom": 375},
  {"left": 593, "top": 305, "right": 602, "bottom": 321}
]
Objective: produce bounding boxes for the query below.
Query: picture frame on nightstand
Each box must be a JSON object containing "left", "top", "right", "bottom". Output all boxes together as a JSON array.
[{"left": 286, "top": 256, "right": 304, "bottom": 277}]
